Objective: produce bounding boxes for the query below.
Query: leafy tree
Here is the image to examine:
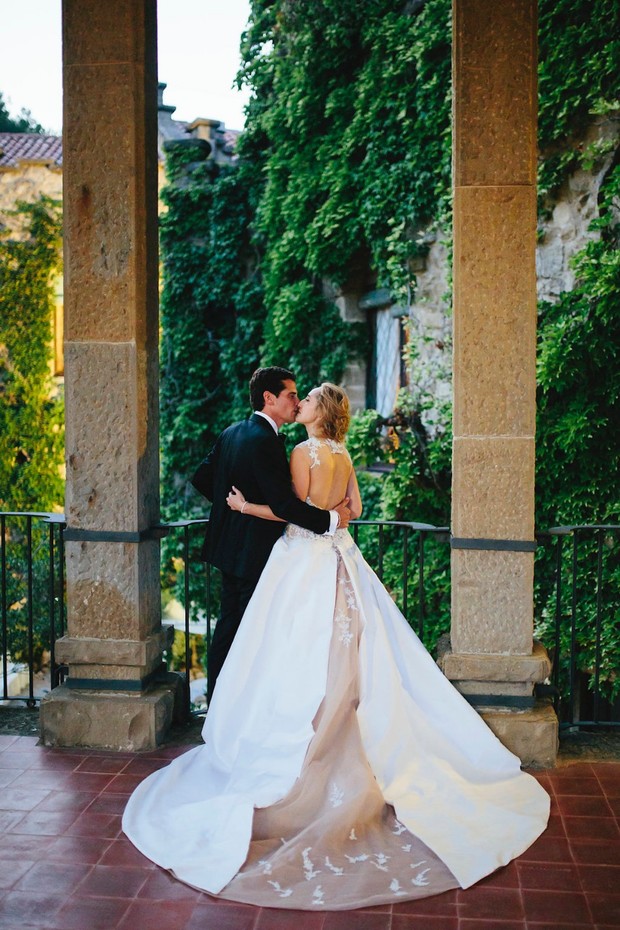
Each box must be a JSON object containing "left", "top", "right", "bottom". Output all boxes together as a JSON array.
[
  {"left": 0, "top": 197, "right": 64, "bottom": 511},
  {"left": 0, "top": 196, "right": 63, "bottom": 670},
  {"left": 0, "top": 92, "right": 44, "bottom": 133},
  {"left": 158, "top": 0, "right": 619, "bottom": 672}
]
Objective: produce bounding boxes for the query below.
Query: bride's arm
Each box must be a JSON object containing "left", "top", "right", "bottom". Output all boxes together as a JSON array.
[
  {"left": 226, "top": 486, "right": 285, "bottom": 522},
  {"left": 346, "top": 466, "right": 363, "bottom": 519}
]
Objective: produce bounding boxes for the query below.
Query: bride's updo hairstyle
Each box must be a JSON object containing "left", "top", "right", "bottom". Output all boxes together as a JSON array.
[{"left": 315, "top": 383, "right": 351, "bottom": 443}]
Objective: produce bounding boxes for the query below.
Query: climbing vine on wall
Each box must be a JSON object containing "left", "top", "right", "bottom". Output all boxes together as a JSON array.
[
  {"left": 0, "top": 196, "right": 63, "bottom": 511},
  {"left": 159, "top": 0, "right": 619, "bottom": 656}
]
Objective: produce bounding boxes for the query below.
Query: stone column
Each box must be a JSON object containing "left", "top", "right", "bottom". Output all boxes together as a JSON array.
[
  {"left": 440, "top": 0, "right": 557, "bottom": 766},
  {"left": 40, "top": 0, "right": 180, "bottom": 750}
]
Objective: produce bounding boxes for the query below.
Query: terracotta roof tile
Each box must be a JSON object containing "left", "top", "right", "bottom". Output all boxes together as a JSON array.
[{"left": 0, "top": 133, "right": 63, "bottom": 169}]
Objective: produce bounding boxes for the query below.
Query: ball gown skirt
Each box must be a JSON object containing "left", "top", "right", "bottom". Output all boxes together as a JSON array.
[{"left": 123, "top": 525, "right": 550, "bottom": 910}]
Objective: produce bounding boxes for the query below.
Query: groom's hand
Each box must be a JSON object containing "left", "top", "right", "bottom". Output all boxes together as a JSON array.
[{"left": 334, "top": 498, "right": 351, "bottom": 529}]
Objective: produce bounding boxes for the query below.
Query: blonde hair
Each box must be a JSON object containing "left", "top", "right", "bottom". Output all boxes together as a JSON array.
[{"left": 315, "top": 382, "right": 351, "bottom": 443}]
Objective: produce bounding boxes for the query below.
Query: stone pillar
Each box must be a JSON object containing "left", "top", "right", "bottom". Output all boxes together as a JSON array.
[
  {"left": 40, "top": 0, "right": 180, "bottom": 750},
  {"left": 441, "top": 0, "right": 557, "bottom": 767}
]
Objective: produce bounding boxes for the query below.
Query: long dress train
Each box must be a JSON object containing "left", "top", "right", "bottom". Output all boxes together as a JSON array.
[{"left": 123, "top": 524, "right": 549, "bottom": 910}]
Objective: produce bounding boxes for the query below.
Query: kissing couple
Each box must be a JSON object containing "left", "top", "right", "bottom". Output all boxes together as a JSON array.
[{"left": 123, "top": 366, "right": 549, "bottom": 911}]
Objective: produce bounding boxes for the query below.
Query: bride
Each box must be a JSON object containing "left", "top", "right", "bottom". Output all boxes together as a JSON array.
[{"left": 123, "top": 382, "right": 549, "bottom": 910}]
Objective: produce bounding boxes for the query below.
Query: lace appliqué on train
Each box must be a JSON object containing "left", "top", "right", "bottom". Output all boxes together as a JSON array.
[{"left": 217, "top": 556, "right": 458, "bottom": 909}]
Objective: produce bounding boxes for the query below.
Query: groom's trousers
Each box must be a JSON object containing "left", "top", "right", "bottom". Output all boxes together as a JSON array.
[{"left": 207, "top": 571, "right": 257, "bottom": 705}]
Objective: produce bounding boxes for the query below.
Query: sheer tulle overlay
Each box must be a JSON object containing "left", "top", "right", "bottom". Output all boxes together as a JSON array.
[{"left": 123, "top": 526, "right": 549, "bottom": 910}]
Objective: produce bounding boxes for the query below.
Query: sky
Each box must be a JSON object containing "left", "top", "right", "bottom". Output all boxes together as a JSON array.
[{"left": 0, "top": 0, "right": 252, "bottom": 134}]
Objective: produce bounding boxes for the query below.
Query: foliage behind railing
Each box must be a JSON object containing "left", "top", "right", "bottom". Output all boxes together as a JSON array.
[{"left": 1, "top": 511, "right": 618, "bottom": 731}]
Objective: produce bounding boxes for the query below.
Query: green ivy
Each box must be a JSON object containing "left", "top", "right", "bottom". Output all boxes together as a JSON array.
[
  {"left": 158, "top": 0, "right": 619, "bottom": 670},
  {"left": 534, "top": 164, "right": 620, "bottom": 703},
  {"left": 0, "top": 197, "right": 64, "bottom": 668},
  {"left": 0, "top": 197, "right": 64, "bottom": 511}
]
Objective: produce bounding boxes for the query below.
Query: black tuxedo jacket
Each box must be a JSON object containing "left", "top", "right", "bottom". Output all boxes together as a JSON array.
[{"left": 191, "top": 414, "right": 330, "bottom": 582}]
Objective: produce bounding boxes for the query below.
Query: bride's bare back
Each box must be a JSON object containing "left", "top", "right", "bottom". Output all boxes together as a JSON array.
[{"left": 291, "top": 438, "right": 362, "bottom": 518}]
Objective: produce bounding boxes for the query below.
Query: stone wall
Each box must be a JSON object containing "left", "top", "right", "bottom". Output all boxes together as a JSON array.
[
  {"left": 0, "top": 163, "right": 62, "bottom": 215},
  {"left": 400, "top": 117, "right": 619, "bottom": 424}
]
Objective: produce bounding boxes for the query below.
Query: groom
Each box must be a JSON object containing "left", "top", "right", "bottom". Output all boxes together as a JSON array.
[{"left": 192, "top": 366, "right": 350, "bottom": 703}]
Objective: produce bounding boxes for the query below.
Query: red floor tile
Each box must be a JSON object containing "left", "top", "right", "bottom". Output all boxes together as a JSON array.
[
  {"left": 8, "top": 809, "right": 78, "bottom": 835},
  {"left": 608, "top": 797, "right": 620, "bottom": 816},
  {"left": 49, "top": 895, "right": 133, "bottom": 930},
  {"left": 102, "top": 773, "right": 148, "bottom": 794},
  {"left": 517, "top": 860, "right": 580, "bottom": 890},
  {"left": 0, "top": 834, "right": 54, "bottom": 859},
  {"left": 517, "top": 835, "right": 572, "bottom": 863},
  {"left": 46, "top": 834, "right": 112, "bottom": 864},
  {"left": 0, "top": 787, "right": 50, "bottom": 811},
  {"left": 556, "top": 795, "right": 614, "bottom": 817},
  {"left": 457, "top": 887, "right": 525, "bottom": 921},
  {"left": 585, "top": 892, "right": 620, "bottom": 925},
  {"left": 459, "top": 921, "right": 526, "bottom": 930},
  {"left": 323, "top": 910, "right": 392, "bottom": 930},
  {"left": 11, "top": 769, "right": 70, "bottom": 789},
  {"left": 13, "top": 860, "right": 93, "bottom": 895},
  {"left": 0, "top": 752, "right": 36, "bottom": 770},
  {"left": 563, "top": 815, "right": 620, "bottom": 839},
  {"left": 577, "top": 864, "right": 620, "bottom": 893},
  {"left": 75, "top": 863, "right": 149, "bottom": 898},
  {"left": 64, "top": 810, "right": 123, "bottom": 838},
  {"left": 392, "top": 916, "right": 458, "bottom": 930},
  {"left": 99, "top": 837, "right": 158, "bottom": 869},
  {"left": 122, "top": 757, "right": 167, "bottom": 776},
  {"left": 570, "top": 839, "right": 620, "bottom": 866},
  {"left": 523, "top": 925, "right": 594, "bottom": 930},
  {"left": 521, "top": 889, "right": 592, "bottom": 924},
  {"left": 0, "top": 769, "right": 19, "bottom": 787},
  {"left": 28, "top": 752, "right": 87, "bottom": 770},
  {"left": 64, "top": 772, "right": 116, "bottom": 792},
  {"left": 474, "top": 861, "right": 520, "bottom": 889},
  {"left": 137, "top": 868, "right": 204, "bottom": 901},
  {"left": 88, "top": 792, "right": 131, "bottom": 814},
  {"left": 391, "top": 889, "right": 458, "bottom": 915},
  {"left": 118, "top": 897, "right": 197, "bottom": 930},
  {"left": 3, "top": 745, "right": 620, "bottom": 930},
  {"left": 0, "top": 891, "right": 65, "bottom": 926},
  {"left": 0, "top": 734, "right": 19, "bottom": 748},
  {"left": 254, "top": 908, "right": 325, "bottom": 929},
  {"left": 187, "top": 899, "right": 259, "bottom": 930},
  {"left": 32, "top": 789, "right": 97, "bottom": 812},
  {"left": 553, "top": 777, "right": 602, "bottom": 797},
  {"left": 0, "top": 860, "right": 37, "bottom": 891},
  {"left": 74, "top": 755, "right": 130, "bottom": 774}
]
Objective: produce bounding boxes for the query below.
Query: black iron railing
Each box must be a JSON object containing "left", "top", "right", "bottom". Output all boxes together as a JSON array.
[
  {"left": 0, "top": 512, "right": 66, "bottom": 706},
  {"left": 1, "top": 511, "right": 618, "bottom": 731},
  {"left": 536, "top": 524, "right": 620, "bottom": 730}
]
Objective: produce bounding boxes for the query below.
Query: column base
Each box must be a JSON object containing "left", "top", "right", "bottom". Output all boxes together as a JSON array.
[
  {"left": 437, "top": 638, "right": 559, "bottom": 767},
  {"left": 480, "top": 701, "right": 558, "bottom": 769},
  {"left": 39, "top": 677, "right": 184, "bottom": 752}
]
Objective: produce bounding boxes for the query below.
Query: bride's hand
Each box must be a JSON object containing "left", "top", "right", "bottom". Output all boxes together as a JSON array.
[{"left": 226, "top": 485, "right": 246, "bottom": 512}]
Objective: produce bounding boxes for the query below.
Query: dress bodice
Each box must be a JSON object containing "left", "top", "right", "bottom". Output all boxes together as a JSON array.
[{"left": 299, "top": 437, "right": 347, "bottom": 469}]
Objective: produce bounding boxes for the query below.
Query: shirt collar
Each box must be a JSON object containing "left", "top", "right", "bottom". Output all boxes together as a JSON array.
[{"left": 255, "top": 411, "right": 279, "bottom": 434}]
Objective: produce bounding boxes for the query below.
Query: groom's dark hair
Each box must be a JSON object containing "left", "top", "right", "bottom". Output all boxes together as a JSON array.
[{"left": 249, "top": 367, "right": 296, "bottom": 411}]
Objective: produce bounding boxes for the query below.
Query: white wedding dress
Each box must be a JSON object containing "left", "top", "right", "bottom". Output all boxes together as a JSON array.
[{"left": 123, "top": 457, "right": 549, "bottom": 910}]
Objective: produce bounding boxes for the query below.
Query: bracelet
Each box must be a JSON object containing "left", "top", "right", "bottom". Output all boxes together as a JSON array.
[{"left": 241, "top": 501, "right": 248, "bottom": 514}]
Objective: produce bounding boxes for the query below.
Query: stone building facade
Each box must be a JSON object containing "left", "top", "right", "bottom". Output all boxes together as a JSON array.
[
  {"left": 363, "top": 113, "right": 619, "bottom": 426},
  {"left": 0, "top": 85, "right": 238, "bottom": 380}
]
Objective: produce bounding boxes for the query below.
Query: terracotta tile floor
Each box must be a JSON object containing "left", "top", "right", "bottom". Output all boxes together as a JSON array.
[{"left": 0, "top": 734, "right": 619, "bottom": 930}]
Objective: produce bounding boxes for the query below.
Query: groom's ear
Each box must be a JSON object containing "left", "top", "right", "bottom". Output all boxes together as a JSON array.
[{"left": 263, "top": 390, "right": 275, "bottom": 408}]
